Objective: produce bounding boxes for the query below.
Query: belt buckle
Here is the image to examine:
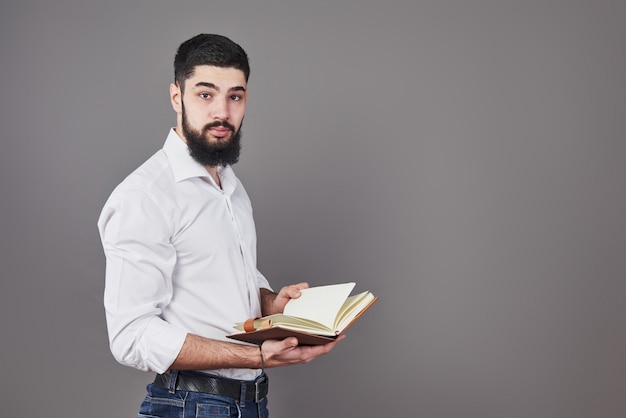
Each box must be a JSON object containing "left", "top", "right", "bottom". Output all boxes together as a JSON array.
[{"left": 254, "top": 374, "right": 268, "bottom": 403}]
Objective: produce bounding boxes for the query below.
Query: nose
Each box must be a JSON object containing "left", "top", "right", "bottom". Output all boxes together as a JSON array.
[{"left": 211, "top": 97, "right": 230, "bottom": 120}]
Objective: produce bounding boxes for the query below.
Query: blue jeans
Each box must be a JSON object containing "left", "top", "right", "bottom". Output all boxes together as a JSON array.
[{"left": 138, "top": 383, "right": 269, "bottom": 418}]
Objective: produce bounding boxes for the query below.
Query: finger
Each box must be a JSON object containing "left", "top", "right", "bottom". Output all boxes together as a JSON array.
[
  {"left": 317, "top": 335, "right": 346, "bottom": 353},
  {"left": 278, "top": 286, "right": 300, "bottom": 299},
  {"left": 286, "top": 282, "right": 309, "bottom": 298},
  {"left": 326, "top": 334, "right": 346, "bottom": 348}
]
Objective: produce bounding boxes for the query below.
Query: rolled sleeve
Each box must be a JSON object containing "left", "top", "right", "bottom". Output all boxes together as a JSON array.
[
  {"left": 255, "top": 269, "right": 272, "bottom": 292},
  {"left": 98, "top": 187, "right": 186, "bottom": 373}
]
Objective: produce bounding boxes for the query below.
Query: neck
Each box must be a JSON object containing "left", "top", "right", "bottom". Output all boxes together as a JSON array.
[{"left": 205, "top": 165, "right": 222, "bottom": 189}]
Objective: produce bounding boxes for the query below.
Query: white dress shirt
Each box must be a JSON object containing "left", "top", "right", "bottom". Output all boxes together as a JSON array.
[{"left": 97, "top": 129, "right": 271, "bottom": 380}]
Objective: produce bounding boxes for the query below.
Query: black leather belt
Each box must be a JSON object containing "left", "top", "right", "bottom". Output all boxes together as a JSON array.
[{"left": 154, "top": 371, "right": 268, "bottom": 403}]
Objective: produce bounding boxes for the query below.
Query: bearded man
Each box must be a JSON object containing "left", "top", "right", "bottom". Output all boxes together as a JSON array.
[{"left": 98, "top": 34, "right": 342, "bottom": 418}]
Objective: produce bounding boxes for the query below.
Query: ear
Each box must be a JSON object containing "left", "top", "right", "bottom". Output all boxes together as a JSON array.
[{"left": 170, "top": 82, "right": 182, "bottom": 114}]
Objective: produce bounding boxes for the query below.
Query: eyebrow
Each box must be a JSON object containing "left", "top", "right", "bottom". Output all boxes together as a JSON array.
[{"left": 194, "top": 82, "right": 246, "bottom": 92}]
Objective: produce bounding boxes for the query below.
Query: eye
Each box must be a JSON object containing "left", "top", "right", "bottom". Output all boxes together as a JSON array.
[
  {"left": 230, "top": 94, "right": 243, "bottom": 102},
  {"left": 199, "top": 92, "right": 212, "bottom": 100}
]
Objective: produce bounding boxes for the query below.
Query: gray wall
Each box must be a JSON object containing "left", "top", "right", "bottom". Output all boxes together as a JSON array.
[{"left": 2, "top": 1, "right": 625, "bottom": 417}]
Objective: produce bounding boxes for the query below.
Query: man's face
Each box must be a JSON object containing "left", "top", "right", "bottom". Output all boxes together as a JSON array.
[{"left": 171, "top": 65, "right": 248, "bottom": 166}]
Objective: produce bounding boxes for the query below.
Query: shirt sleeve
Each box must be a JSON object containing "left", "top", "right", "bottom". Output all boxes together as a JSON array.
[
  {"left": 256, "top": 269, "right": 273, "bottom": 292},
  {"left": 97, "top": 187, "right": 187, "bottom": 373}
]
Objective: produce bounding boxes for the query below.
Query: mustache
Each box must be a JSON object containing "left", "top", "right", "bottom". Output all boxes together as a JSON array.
[{"left": 202, "top": 120, "right": 236, "bottom": 133}]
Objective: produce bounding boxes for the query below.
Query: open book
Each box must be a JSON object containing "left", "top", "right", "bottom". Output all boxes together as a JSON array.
[{"left": 227, "top": 282, "right": 378, "bottom": 345}]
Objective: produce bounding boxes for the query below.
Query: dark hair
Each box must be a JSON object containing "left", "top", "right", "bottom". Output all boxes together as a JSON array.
[{"left": 174, "top": 34, "right": 250, "bottom": 90}]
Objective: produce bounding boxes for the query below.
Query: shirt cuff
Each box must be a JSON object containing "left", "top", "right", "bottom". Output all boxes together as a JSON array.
[{"left": 141, "top": 317, "right": 188, "bottom": 374}]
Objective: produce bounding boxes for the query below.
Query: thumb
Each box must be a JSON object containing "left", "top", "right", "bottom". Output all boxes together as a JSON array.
[{"left": 281, "top": 337, "right": 299, "bottom": 349}]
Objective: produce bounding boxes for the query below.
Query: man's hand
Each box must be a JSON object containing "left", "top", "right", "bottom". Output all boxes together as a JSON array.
[
  {"left": 170, "top": 333, "right": 344, "bottom": 371},
  {"left": 261, "top": 282, "right": 309, "bottom": 316},
  {"left": 260, "top": 335, "right": 346, "bottom": 367}
]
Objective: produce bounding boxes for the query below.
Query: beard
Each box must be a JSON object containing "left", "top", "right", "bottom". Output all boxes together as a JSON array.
[{"left": 182, "top": 104, "right": 242, "bottom": 167}]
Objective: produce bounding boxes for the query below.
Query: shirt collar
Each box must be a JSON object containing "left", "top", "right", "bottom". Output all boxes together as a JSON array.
[{"left": 163, "top": 128, "right": 238, "bottom": 194}]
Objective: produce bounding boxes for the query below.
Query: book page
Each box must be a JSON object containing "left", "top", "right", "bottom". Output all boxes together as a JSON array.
[
  {"left": 335, "top": 291, "right": 376, "bottom": 331},
  {"left": 283, "top": 282, "right": 356, "bottom": 330},
  {"left": 233, "top": 314, "right": 335, "bottom": 335}
]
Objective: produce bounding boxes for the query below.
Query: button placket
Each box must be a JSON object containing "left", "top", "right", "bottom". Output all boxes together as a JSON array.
[{"left": 223, "top": 194, "right": 255, "bottom": 308}]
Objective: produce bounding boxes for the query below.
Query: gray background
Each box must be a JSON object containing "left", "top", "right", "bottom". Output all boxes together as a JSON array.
[{"left": 1, "top": 1, "right": 625, "bottom": 417}]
